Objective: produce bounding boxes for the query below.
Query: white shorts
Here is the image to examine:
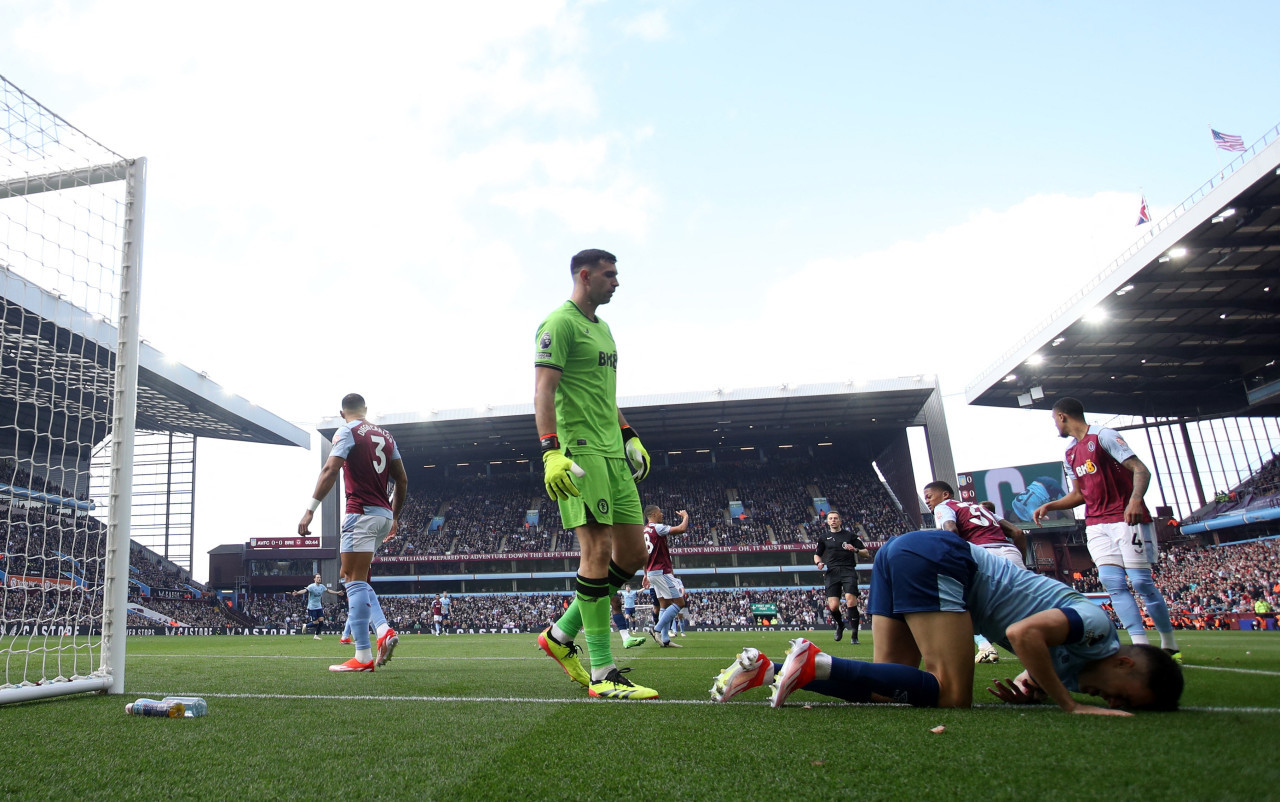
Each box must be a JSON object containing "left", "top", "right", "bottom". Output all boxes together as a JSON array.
[
  {"left": 341, "top": 513, "right": 393, "bottom": 554},
  {"left": 646, "top": 571, "right": 685, "bottom": 600},
  {"left": 433, "top": 615, "right": 442, "bottom": 623},
  {"left": 1086, "top": 521, "right": 1157, "bottom": 569},
  {"left": 980, "top": 543, "right": 1028, "bottom": 569}
]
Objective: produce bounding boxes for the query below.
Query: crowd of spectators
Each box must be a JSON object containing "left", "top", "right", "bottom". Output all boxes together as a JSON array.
[
  {"left": 1069, "top": 538, "right": 1280, "bottom": 622},
  {"left": 361, "top": 458, "right": 911, "bottom": 561},
  {"left": 1, "top": 586, "right": 102, "bottom": 628},
  {"left": 129, "top": 595, "right": 234, "bottom": 627},
  {"left": 235, "top": 587, "right": 877, "bottom": 633},
  {"left": 1, "top": 458, "right": 88, "bottom": 502}
]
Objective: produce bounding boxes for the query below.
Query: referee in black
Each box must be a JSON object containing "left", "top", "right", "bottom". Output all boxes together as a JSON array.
[{"left": 814, "top": 510, "right": 871, "bottom": 644}]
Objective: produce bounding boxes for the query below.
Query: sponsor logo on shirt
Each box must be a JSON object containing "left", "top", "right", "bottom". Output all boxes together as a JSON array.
[
  {"left": 1073, "top": 460, "right": 1098, "bottom": 477},
  {"left": 598, "top": 351, "right": 618, "bottom": 369}
]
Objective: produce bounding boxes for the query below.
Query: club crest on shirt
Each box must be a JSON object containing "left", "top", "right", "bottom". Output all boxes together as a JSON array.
[{"left": 1087, "top": 441, "right": 1096, "bottom": 451}]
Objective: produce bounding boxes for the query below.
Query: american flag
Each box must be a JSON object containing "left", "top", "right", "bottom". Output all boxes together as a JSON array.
[
  {"left": 1136, "top": 195, "right": 1150, "bottom": 226},
  {"left": 1211, "top": 129, "right": 1246, "bottom": 152}
]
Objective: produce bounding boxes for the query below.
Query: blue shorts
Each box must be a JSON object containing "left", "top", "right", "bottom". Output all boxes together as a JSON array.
[
  {"left": 624, "top": 607, "right": 636, "bottom": 617},
  {"left": 867, "top": 530, "right": 977, "bottom": 619},
  {"left": 307, "top": 608, "right": 325, "bottom": 621}
]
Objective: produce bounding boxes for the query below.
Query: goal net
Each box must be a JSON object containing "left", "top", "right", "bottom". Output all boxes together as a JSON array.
[{"left": 0, "top": 74, "right": 144, "bottom": 703}]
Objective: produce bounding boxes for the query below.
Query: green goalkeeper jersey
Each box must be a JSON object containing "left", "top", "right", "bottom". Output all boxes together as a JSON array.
[{"left": 535, "top": 300, "right": 622, "bottom": 458}]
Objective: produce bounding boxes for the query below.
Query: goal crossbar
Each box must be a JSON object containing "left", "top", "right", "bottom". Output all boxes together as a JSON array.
[{"left": 0, "top": 160, "right": 129, "bottom": 199}]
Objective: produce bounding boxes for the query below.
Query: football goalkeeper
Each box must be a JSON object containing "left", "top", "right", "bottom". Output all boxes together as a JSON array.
[{"left": 533, "top": 249, "right": 657, "bottom": 700}]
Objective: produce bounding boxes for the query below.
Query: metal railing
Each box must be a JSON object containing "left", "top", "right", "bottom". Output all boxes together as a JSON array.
[{"left": 966, "top": 121, "right": 1280, "bottom": 397}]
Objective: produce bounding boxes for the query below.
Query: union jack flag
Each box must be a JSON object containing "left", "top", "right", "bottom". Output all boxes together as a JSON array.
[
  {"left": 1136, "top": 195, "right": 1150, "bottom": 226},
  {"left": 1211, "top": 129, "right": 1246, "bottom": 152}
]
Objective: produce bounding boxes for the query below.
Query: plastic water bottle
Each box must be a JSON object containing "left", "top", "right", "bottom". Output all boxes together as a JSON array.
[
  {"left": 125, "top": 699, "right": 185, "bottom": 717},
  {"left": 161, "top": 696, "right": 208, "bottom": 717}
]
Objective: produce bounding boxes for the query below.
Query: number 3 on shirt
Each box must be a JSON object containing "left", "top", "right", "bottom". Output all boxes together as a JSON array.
[{"left": 371, "top": 435, "right": 387, "bottom": 473}]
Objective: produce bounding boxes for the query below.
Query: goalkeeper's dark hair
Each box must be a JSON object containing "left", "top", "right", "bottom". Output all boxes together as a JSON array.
[
  {"left": 1132, "top": 644, "right": 1183, "bottom": 711},
  {"left": 341, "top": 393, "right": 366, "bottom": 412},
  {"left": 643, "top": 504, "right": 661, "bottom": 520},
  {"left": 1052, "top": 396, "right": 1086, "bottom": 421},
  {"left": 570, "top": 249, "right": 617, "bottom": 274},
  {"left": 924, "top": 480, "right": 955, "bottom": 497}
]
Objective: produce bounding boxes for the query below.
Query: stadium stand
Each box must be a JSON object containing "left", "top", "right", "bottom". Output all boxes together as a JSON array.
[
  {"left": 1, "top": 495, "right": 212, "bottom": 628},
  {"left": 370, "top": 456, "right": 911, "bottom": 558},
  {"left": 1070, "top": 538, "right": 1280, "bottom": 625}
]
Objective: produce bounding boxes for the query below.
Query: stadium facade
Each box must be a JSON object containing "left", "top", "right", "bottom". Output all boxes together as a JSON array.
[{"left": 216, "top": 378, "right": 962, "bottom": 595}]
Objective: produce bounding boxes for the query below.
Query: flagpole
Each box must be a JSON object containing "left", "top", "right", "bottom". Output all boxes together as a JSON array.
[{"left": 1209, "top": 123, "right": 1227, "bottom": 183}]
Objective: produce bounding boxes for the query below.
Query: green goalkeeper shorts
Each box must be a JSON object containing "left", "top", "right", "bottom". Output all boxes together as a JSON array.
[{"left": 558, "top": 454, "right": 643, "bottom": 529}]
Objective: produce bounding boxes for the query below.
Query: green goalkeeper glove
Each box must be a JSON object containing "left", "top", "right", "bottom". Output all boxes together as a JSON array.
[
  {"left": 542, "top": 449, "right": 581, "bottom": 501},
  {"left": 621, "top": 426, "right": 650, "bottom": 483}
]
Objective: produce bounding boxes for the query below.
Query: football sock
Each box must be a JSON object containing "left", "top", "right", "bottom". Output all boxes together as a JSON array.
[
  {"left": 356, "top": 647, "right": 373, "bottom": 663},
  {"left": 656, "top": 604, "right": 681, "bottom": 643},
  {"left": 805, "top": 655, "right": 941, "bottom": 707},
  {"left": 974, "top": 634, "right": 993, "bottom": 650},
  {"left": 1097, "top": 564, "right": 1146, "bottom": 638},
  {"left": 341, "top": 619, "right": 352, "bottom": 639},
  {"left": 1127, "top": 568, "right": 1176, "bottom": 648},
  {"left": 575, "top": 575, "right": 614, "bottom": 671},
  {"left": 612, "top": 612, "right": 630, "bottom": 638},
  {"left": 553, "top": 597, "right": 584, "bottom": 643},
  {"left": 607, "top": 561, "right": 636, "bottom": 595},
  {"left": 846, "top": 612, "right": 859, "bottom": 636},
  {"left": 367, "top": 590, "right": 389, "bottom": 636},
  {"left": 344, "top": 580, "right": 373, "bottom": 652}
]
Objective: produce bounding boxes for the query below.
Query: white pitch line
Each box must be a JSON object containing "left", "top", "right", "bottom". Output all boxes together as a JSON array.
[
  {"left": 1182, "top": 664, "right": 1280, "bottom": 677},
  {"left": 128, "top": 654, "right": 730, "bottom": 661},
  {"left": 128, "top": 691, "right": 1280, "bottom": 714}
]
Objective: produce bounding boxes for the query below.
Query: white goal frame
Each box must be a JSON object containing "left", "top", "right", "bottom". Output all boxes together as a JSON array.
[{"left": 0, "top": 147, "right": 145, "bottom": 704}]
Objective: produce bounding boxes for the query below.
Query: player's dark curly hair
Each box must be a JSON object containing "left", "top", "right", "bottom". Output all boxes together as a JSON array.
[
  {"left": 570, "top": 249, "right": 617, "bottom": 274},
  {"left": 1052, "top": 397, "right": 1086, "bottom": 420},
  {"left": 924, "top": 480, "right": 955, "bottom": 496},
  {"left": 1133, "top": 644, "right": 1184, "bottom": 711}
]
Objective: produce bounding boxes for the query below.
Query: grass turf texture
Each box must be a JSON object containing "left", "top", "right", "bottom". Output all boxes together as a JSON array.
[{"left": 4, "top": 630, "right": 1278, "bottom": 801}]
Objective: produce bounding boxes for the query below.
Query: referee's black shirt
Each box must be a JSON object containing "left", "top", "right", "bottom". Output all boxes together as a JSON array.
[{"left": 815, "top": 528, "right": 866, "bottom": 569}]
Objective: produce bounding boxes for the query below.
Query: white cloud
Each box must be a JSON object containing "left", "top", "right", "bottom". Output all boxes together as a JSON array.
[
  {"left": 622, "top": 9, "right": 670, "bottom": 41},
  {"left": 492, "top": 173, "right": 658, "bottom": 237}
]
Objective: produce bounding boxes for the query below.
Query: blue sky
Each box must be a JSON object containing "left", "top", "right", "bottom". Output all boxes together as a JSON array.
[{"left": 3, "top": 1, "right": 1278, "bottom": 579}]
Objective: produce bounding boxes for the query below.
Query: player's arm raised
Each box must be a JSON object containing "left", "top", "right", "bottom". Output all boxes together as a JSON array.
[
  {"left": 299, "top": 454, "right": 344, "bottom": 536},
  {"left": 1032, "top": 487, "right": 1084, "bottom": 526},
  {"left": 1003, "top": 609, "right": 1131, "bottom": 717},
  {"left": 668, "top": 509, "right": 690, "bottom": 535}
]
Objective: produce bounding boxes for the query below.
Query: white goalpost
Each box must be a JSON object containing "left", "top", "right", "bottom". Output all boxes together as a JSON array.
[{"left": 0, "top": 75, "right": 144, "bottom": 703}]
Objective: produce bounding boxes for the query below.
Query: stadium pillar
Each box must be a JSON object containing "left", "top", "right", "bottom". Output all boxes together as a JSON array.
[{"left": 1179, "top": 421, "right": 1208, "bottom": 509}]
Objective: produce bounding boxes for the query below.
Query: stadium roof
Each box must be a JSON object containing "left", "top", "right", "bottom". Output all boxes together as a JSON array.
[
  {"left": 0, "top": 265, "right": 308, "bottom": 448},
  {"left": 319, "top": 377, "right": 942, "bottom": 466},
  {"left": 965, "top": 125, "right": 1280, "bottom": 419}
]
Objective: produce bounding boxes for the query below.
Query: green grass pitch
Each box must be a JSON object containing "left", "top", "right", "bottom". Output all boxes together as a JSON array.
[{"left": 5, "top": 630, "right": 1278, "bottom": 801}]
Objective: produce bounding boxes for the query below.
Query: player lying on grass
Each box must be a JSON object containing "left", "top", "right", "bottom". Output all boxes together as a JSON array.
[{"left": 711, "top": 529, "right": 1183, "bottom": 715}]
